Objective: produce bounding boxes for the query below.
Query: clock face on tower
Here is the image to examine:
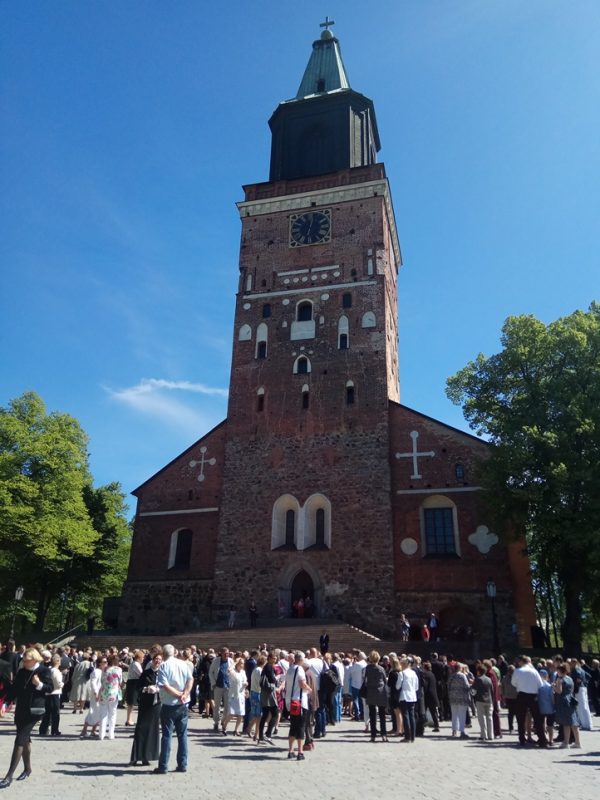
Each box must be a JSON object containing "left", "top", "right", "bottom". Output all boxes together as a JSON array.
[{"left": 289, "top": 208, "right": 332, "bottom": 247}]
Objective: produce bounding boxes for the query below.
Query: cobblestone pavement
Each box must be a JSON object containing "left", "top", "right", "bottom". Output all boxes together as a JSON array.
[{"left": 0, "top": 708, "right": 597, "bottom": 799}]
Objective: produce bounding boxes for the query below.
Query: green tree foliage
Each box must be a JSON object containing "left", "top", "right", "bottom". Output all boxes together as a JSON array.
[
  {"left": 447, "top": 303, "right": 600, "bottom": 654},
  {"left": 0, "top": 392, "right": 130, "bottom": 631}
]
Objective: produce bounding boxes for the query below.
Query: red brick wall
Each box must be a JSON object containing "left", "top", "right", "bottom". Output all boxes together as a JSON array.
[
  {"left": 389, "top": 402, "right": 535, "bottom": 644},
  {"left": 126, "top": 422, "right": 226, "bottom": 582}
]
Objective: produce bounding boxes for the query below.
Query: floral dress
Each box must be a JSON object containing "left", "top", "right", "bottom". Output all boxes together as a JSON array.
[{"left": 99, "top": 667, "right": 122, "bottom": 703}]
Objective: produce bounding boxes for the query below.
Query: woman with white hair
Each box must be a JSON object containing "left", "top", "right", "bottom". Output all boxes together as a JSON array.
[{"left": 447, "top": 662, "right": 472, "bottom": 739}]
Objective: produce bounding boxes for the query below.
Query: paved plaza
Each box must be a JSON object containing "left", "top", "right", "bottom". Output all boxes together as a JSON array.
[{"left": 0, "top": 707, "right": 597, "bottom": 798}]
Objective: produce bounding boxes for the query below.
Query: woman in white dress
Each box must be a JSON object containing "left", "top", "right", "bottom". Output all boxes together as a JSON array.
[
  {"left": 222, "top": 658, "right": 248, "bottom": 736},
  {"left": 79, "top": 655, "right": 105, "bottom": 738}
]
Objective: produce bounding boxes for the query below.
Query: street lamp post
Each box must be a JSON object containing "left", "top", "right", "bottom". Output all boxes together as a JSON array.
[
  {"left": 9, "top": 586, "right": 24, "bottom": 640},
  {"left": 486, "top": 579, "right": 500, "bottom": 655}
]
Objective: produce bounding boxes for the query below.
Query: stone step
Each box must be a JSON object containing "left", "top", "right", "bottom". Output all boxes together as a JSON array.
[{"left": 70, "top": 621, "right": 479, "bottom": 660}]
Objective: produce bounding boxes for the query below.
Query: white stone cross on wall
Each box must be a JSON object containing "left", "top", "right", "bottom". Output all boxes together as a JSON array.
[
  {"left": 189, "top": 446, "right": 216, "bottom": 482},
  {"left": 395, "top": 430, "right": 435, "bottom": 479}
]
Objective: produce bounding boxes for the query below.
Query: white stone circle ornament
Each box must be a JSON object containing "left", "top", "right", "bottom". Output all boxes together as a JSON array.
[{"left": 400, "top": 537, "right": 419, "bottom": 556}]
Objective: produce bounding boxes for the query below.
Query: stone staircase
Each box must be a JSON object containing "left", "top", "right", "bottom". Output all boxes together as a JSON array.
[
  {"left": 70, "top": 620, "right": 479, "bottom": 660},
  {"left": 72, "top": 620, "right": 380, "bottom": 654}
]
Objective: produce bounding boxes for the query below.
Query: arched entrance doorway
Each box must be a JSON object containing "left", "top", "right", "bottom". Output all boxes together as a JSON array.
[
  {"left": 439, "top": 605, "right": 477, "bottom": 641},
  {"left": 278, "top": 561, "right": 323, "bottom": 620},
  {"left": 291, "top": 569, "right": 315, "bottom": 618}
]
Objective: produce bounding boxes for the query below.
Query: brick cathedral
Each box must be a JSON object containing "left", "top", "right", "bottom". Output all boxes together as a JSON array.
[{"left": 120, "top": 24, "right": 535, "bottom": 646}]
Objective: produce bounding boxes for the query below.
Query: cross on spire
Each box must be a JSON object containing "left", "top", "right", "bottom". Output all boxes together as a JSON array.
[
  {"left": 319, "top": 16, "right": 335, "bottom": 32},
  {"left": 395, "top": 430, "right": 435, "bottom": 480}
]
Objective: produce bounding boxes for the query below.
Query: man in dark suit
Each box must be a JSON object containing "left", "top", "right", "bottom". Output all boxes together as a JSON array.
[
  {"left": 430, "top": 652, "right": 449, "bottom": 720},
  {"left": 421, "top": 661, "right": 440, "bottom": 731},
  {"left": 319, "top": 631, "right": 329, "bottom": 656}
]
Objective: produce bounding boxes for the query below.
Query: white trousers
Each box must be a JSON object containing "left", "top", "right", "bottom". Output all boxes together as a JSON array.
[
  {"left": 98, "top": 699, "right": 118, "bottom": 739},
  {"left": 577, "top": 687, "right": 593, "bottom": 730}
]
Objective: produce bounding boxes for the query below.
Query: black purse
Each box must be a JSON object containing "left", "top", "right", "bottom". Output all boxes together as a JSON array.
[{"left": 24, "top": 672, "right": 46, "bottom": 716}]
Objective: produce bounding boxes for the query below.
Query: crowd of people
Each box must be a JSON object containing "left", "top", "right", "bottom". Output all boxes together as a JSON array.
[{"left": 0, "top": 634, "right": 598, "bottom": 783}]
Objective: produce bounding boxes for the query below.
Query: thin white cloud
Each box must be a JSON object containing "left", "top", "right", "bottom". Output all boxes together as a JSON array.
[
  {"left": 104, "top": 377, "right": 228, "bottom": 432},
  {"left": 130, "top": 378, "right": 229, "bottom": 398}
]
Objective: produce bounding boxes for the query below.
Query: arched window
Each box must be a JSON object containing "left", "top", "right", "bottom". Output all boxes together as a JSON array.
[
  {"left": 303, "top": 494, "right": 332, "bottom": 550},
  {"left": 362, "top": 311, "right": 376, "bottom": 328},
  {"left": 262, "top": 303, "right": 271, "bottom": 319},
  {"left": 315, "top": 509, "right": 325, "bottom": 547},
  {"left": 297, "top": 301, "right": 313, "bottom": 322},
  {"left": 256, "top": 322, "right": 268, "bottom": 359},
  {"left": 168, "top": 529, "right": 193, "bottom": 570},
  {"left": 246, "top": 274, "right": 253, "bottom": 292},
  {"left": 294, "top": 356, "right": 310, "bottom": 374},
  {"left": 338, "top": 315, "right": 349, "bottom": 350},
  {"left": 346, "top": 380, "right": 355, "bottom": 405},
  {"left": 238, "top": 324, "right": 252, "bottom": 341},
  {"left": 421, "top": 495, "right": 460, "bottom": 557},
  {"left": 455, "top": 464, "right": 465, "bottom": 481},
  {"left": 302, "top": 389, "right": 310, "bottom": 409},
  {"left": 285, "top": 510, "right": 295, "bottom": 547},
  {"left": 342, "top": 292, "right": 352, "bottom": 309},
  {"left": 292, "top": 300, "right": 316, "bottom": 341},
  {"left": 257, "top": 387, "right": 265, "bottom": 412},
  {"left": 271, "top": 494, "right": 300, "bottom": 550}
]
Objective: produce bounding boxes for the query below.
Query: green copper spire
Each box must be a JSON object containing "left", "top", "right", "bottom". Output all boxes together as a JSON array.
[{"left": 295, "top": 20, "right": 351, "bottom": 99}]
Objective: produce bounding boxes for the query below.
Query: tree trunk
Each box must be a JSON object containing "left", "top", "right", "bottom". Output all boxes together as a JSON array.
[
  {"left": 562, "top": 584, "right": 583, "bottom": 655},
  {"left": 35, "top": 587, "right": 47, "bottom": 630},
  {"left": 35, "top": 586, "right": 52, "bottom": 631},
  {"left": 546, "top": 579, "right": 559, "bottom": 648}
]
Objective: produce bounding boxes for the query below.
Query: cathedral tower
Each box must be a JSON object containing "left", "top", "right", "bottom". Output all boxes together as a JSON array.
[{"left": 211, "top": 24, "right": 401, "bottom": 625}]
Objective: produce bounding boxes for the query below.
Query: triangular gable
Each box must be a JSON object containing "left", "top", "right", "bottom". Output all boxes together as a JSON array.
[{"left": 131, "top": 418, "right": 228, "bottom": 496}]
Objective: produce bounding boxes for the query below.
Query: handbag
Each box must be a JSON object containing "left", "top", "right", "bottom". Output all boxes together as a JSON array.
[
  {"left": 359, "top": 679, "right": 368, "bottom": 699},
  {"left": 289, "top": 668, "right": 302, "bottom": 716},
  {"left": 24, "top": 672, "right": 46, "bottom": 716}
]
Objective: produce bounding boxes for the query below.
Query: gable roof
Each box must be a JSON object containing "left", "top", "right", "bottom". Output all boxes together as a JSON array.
[{"left": 391, "top": 400, "right": 488, "bottom": 447}]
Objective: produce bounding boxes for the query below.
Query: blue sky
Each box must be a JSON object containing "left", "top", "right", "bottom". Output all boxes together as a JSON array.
[{"left": 2, "top": 1, "right": 599, "bottom": 509}]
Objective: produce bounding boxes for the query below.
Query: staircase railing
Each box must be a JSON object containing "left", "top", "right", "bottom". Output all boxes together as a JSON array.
[{"left": 45, "top": 622, "right": 86, "bottom": 647}]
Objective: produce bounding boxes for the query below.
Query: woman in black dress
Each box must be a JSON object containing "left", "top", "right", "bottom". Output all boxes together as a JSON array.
[
  {"left": 0, "top": 648, "right": 53, "bottom": 788},
  {"left": 129, "top": 652, "right": 162, "bottom": 766}
]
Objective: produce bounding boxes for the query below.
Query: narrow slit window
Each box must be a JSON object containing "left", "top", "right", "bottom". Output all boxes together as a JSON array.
[
  {"left": 262, "top": 303, "right": 271, "bottom": 318},
  {"left": 346, "top": 385, "right": 355, "bottom": 405},
  {"left": 342, "top": 292, "right": 352, "bottom": 308},
  {"left": 316, "top": 509, "right": 325, "bottom": 547},
  {"left": 285, "top": 510, "right": 295, "bottom": 548},
  {"left": 302, "top": 391, "right": 310, "bottom": 409}
]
